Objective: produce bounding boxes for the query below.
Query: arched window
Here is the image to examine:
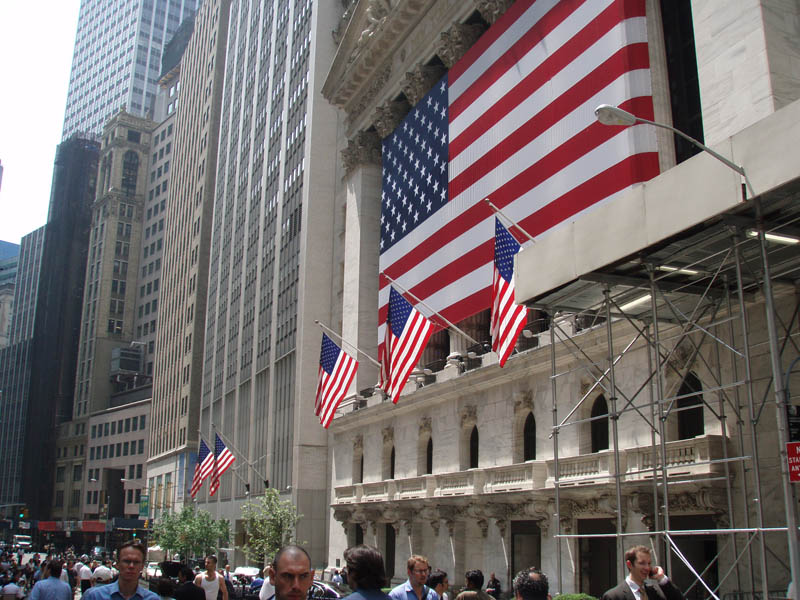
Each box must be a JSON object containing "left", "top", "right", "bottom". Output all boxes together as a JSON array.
[
  {"left": 469, "top": 426, "right": 479, "bottom": 468},
  {"left": 591, "top": 395, "right": 609, "bottom": 452},
  {"left": 121, "top": 150, "right": 139, "bottom": 195},
  {"left": 523, "top": 412, "right": 536, "bottom": 461},
  {"left": 678, "top": 372, "right": 704, "bottom": 439},
  {"left": 425, "top": 438, "right": 433, "bottom": 474}
]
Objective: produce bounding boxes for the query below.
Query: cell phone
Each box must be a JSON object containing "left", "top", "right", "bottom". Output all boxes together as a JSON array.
[{"left": 649, "top": 568, "right": 658, "bottom": 578}]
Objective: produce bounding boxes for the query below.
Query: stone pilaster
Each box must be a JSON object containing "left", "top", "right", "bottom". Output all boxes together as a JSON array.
[{"left": 341, "top": 130, "right": 383, "bottom": 393}]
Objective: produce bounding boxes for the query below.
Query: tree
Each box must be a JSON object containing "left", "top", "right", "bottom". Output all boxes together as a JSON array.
[
  {"left": 240, "top": 488, "right": 303, "bottom": 566},
  {"left": 151, "top": 505, "right": 230, "bottom": 561}
]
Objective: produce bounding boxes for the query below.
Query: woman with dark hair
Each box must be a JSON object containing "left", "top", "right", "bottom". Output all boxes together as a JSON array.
[{"left": 343, "top": 545, "right": 390, "bottom": 600}]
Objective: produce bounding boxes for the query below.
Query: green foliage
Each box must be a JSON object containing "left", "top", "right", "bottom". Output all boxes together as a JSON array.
[
  {"left": 240, "top": 488, "right": 303, "bottom": 566},
  {"left": 554, "top": 594, "right": 598, "bottom": 600},
  {"left": 151, "top": 505, "right": 230, "bottom": 561}
]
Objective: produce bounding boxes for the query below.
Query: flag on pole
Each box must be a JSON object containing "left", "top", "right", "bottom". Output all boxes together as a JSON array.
[
  {"left": 490, "top": 218, "right": 528, "bottom": 366},
  {"left": 316, "top": 333, "right": 359, "bottom": 428},
  {"left": 378, "top": 0, "right": 657, "bottom": 345},
  {"left": 378, "top": 287, "right": 434, "bottom": 402},
  {"left": 209, "top": 433, "right": 235, "bottom": 496},
  {"left": 189, "top": 439, "right": 213, "bottom": 498}
]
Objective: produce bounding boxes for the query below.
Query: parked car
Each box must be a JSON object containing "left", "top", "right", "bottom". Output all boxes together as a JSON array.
[
  {"left": 145, "top": 562, "right": 162, "bottom": 580},
  {"left": 148, "top": 561, "right": 182, "bottom": 593},
  {"left": 308, "top": 581, "right": 349, "bottom": 599}
]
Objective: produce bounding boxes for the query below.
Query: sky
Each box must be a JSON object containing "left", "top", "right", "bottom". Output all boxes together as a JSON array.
[{"left": 0, "top": 1, "right": 81, "bottom": 245}]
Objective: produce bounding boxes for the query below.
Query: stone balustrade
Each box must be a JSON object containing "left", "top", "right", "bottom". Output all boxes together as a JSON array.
[{"left": 333, "top": 435, "right": 726, "bottom": 505}]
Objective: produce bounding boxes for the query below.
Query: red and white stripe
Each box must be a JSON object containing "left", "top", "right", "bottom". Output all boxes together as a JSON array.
[
  {"left": 490, "top": 267, "right": 527, "bottom": 367},
  {"left": 378, "top": 0, "right": 657, "bottom": 338},
  {"left": 316, "top": 352, "right": 358, "bottom": 428}
]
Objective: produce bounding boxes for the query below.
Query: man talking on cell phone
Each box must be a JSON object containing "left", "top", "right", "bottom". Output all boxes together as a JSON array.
[{"left": 601, "top": 546, "right": 684, "bottom": 600}]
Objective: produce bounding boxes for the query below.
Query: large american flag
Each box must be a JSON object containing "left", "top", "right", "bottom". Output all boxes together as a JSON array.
[
  {"left": 378, "top": 287, "right": 434, "bottom": 401},
  {"left": 209, "top": 433, "right": 235, "bottom": 496},
  {"left": 316, "top": 333, "right": 359, "bottom": 428},
  {"left": 491, "top": 218, "right": 528, "bottom": 366},
  {"left": 379, "top": 0, "right": 658, "bottom": 345},
  {"left": 189, "top": 439, "right": 213, "bottom": 498}
]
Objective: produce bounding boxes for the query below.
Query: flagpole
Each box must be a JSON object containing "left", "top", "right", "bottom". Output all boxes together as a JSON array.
[
  {"left": 314, "top": 320, "right": 381, "bottom": 368},
  {"left": 210, "top": 425, "right": 269, "bottom": 484},
  {"left": 483, "top": 198, "right": 536, "bottom": 244},
  {"left": 381, "top": 273, "right": 482, "bottom": 347}
]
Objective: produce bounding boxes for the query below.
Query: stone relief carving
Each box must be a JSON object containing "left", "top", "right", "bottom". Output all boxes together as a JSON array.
[
  {"left": 382, "top": 426, "right": 394, "bottom": 445},
  {"left": 437, "top": 22, "right": 486, "bottom": 69},
  {"left": 476, "top": 0, "right": 514, "bottom": 25},
  {"left": 358, "top": 0, "right": 394, "bottom": 47},
  {"left": 460, "top": 405, "right": 477, "bottom": 429},
  {"left": 419, "top": 416, "right": 432, "bottom": 437},
  {"left": 513, "top": 390, "right": 533, "bottom": 414},
  {"left": 341, "top": 130, "right": 382, "bottom": 176},
  {"left": 353, "top": 433, "right": 364, "bottom": 453}
]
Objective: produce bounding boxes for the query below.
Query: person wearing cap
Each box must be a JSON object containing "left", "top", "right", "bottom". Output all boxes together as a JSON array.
[{"left": 92, "top": 562, "right": 113, "bottom": 586}]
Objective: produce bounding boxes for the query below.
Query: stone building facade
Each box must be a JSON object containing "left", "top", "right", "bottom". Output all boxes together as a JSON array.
[{"left": 323, "top": 0, "right": 800, "bottom": 596}]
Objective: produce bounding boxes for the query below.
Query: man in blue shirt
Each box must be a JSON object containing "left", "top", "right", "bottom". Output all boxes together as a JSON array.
[
  {"left": 29, "top": 560, "right": 71, "bottom": 600},
  {"left": 83, "top": 541, "right": 159, "bottom": 600},
  {"left": 388, "top": 556, "right": 437, "bottom": 600}
]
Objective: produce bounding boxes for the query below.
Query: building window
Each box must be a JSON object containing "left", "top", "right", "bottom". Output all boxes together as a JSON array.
[
  {"left": 677, "top": 372, "right": 704, "bottom": 439},
  {"left": 425, "top": 438, "right": 433, "bottom": 475},
  {"left": 469, "top": 426, "right": 479, "bottom": 469},
  {"left": 523, "top": 412, "right": 536, "bottom": 461},
  {"left": 73, "top": 465, "right": 83, "bottom": 482},
  {"left": 591, "top": 395, "right": 609, "bottom": 452},
  {"left": 121, "top": 150, "right": 139, "bottom": 195},
  {"left": 56, "top": 467, "right": 65, "bottom": 483}
]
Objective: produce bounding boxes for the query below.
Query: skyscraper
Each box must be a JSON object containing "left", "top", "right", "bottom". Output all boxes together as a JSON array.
[
  {"left": 194, "top": 0, "right": 340, "bottom": 565},
  {"left": 61, "top": 0, "right": 198, "bottom": 140},
  {"left": 0, "top": 227, "right": 45, "bottom": 513},
  {"left": 147, "top": 0, "right": 230, "bottom": 519}
]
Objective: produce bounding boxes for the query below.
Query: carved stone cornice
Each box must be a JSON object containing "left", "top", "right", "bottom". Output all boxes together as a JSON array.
[
  {"left": 419, "top": 416, "right": 432, "bottom": 437},
  {"left": 437, "top": 22, "right": 486, "bottom": 69},
  {"left": 476, "top": 0, "right": 514, "bottom": 25},
  {"left": 323, "top": 0, "right": 429, "bottom": 115},
  {"left": 373, "top": 99, "right": 411, "bottom": 139},
  {"left": 348, "top": 65, "right": 392, "bottom": 127},
  {"left": 669, "top": 489, "right": 727, "bottom": 514},
  {"left": 382, "top": 426, "right": 394, "bottom": 445},
  {"left": 460, "top": 405, "right": 477, "bottom": 429},
  {"left": 401, "top": 64, "right": 446, "bottom": 107},
  {"left": 341, "top": 130, "right": 382, "bottom": 176}
]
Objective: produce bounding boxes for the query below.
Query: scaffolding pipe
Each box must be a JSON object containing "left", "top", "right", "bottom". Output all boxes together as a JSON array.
[
  {"left": 733, "top": 231, "right": 770, "bottom": 597},
  {"left": 604, "top": 287, "right": 627, "bottom": 583},
  {"left": 649, "top": 268, "right": 672, "bottom": 575},
  {"left": 725, "top": 271, "right": 756, "bottom": 589},
  {"left": 550, "top": 320, "right": 563, "bottom": 594},
  {"left": 755, "top": 216, "right": 800, "bottom": 592}
]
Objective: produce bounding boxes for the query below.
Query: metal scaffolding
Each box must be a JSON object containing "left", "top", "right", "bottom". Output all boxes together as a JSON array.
[{"left": 527, "top": 190, "right": 800, "bottom": 598}]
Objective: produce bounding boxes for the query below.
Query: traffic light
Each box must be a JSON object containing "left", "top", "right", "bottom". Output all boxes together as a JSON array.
[
  {"left": 132, "top": 531, "right": 137, "bottom": 538},
  {"left": 143, "top": 519, "right": 149, "bottom": 529},
  {"left": 18, "top": 507, "right": 28, "bottom": 519}
]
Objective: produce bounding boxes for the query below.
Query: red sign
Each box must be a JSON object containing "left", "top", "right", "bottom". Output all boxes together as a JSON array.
[{"left": 788, "top": 442, "right": 800, "bottom": 482}]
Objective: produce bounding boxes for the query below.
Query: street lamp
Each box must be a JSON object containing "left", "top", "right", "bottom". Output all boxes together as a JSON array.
[{"left": 594, "top": 104, "right": 747, "bottom": 179}]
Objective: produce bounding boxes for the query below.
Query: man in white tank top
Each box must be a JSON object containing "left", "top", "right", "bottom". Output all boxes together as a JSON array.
[{"left": 194, "top": 556, "right": 229, "bottom": 600}]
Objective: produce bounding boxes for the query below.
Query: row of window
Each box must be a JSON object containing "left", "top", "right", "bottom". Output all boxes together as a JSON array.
[
  {"left": 92, "top": 415, "right": 145, "bottom": 438},
  {"left": 140, "top": 278, "right": 160, "bottom": 297},
  {"left": 90, "top": 438, "right": 145, "bottom": 460}
]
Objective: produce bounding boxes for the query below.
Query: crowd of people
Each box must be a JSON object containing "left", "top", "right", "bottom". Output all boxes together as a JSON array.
[{"left": 4, "top": 539, "right": 683, "bottom": 600}]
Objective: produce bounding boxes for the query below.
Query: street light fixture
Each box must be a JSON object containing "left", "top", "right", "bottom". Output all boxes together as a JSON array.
[{"left": 594, "top": 104, "right": 747, "bottom": 179}]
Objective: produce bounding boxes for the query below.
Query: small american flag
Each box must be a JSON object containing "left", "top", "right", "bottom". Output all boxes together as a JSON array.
[
  {"left": 490, "top": 218, "right": 528, "bottom": 367},
  {"left": 209, "top": 433, "right": 235, "bottom": 496},
  {"left": 189, "top": 439, "right": 213, "bottom": 498},
  {"left": 316, "top": 333, "right": 359, "bottom": 428},
  {"left": 379, "top": 287, "right": 434, "bottom": 402}
]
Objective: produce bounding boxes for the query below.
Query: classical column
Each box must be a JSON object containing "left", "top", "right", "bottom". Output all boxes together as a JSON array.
[{"left": 341, "top": 130, "right": 383, "bottom": 393}]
